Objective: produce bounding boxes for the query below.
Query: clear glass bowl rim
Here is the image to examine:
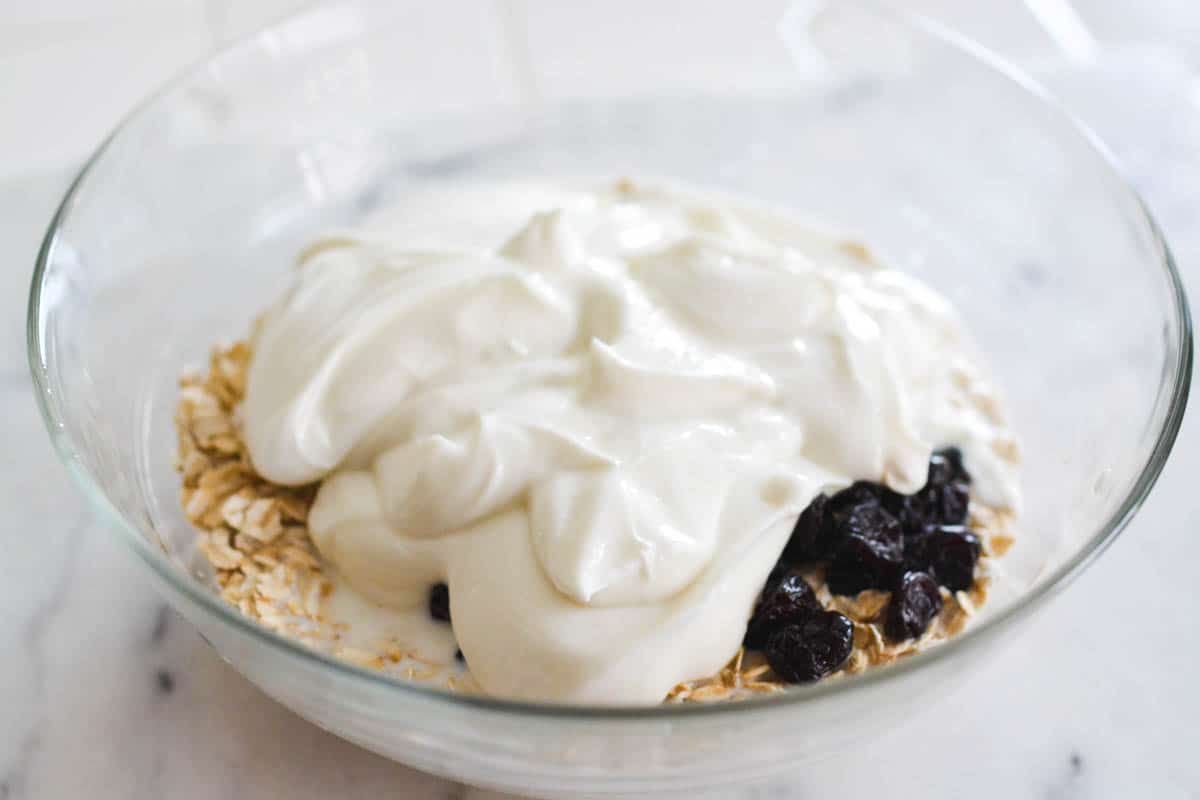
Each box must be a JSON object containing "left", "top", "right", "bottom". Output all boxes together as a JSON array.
[{"left": 26, "top": 0, "right": 1193, "bottom": 723}]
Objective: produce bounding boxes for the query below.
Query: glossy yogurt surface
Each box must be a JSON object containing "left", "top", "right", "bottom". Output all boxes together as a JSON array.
[{"left": 242, "top": 179, "right": 1019, "bottom": 704}]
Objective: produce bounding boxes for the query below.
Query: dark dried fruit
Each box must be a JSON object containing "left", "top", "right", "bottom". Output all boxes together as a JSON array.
[
  {"left": 782, "top": 494, "right": 834, "bottom": 562},
  {"left": 840, "top": 501, "right": 904, "bottom": 545},
  {"left": 929, "top": 447, "right": 970, "bottom": 486},
  {"left": 897, "top": 448, "right": 972, "bottom": 532},
  {"left": 828, "top": 481, "right": 887, "bottom": 515},
  {"left": 904, "top": 525, "right": 981, "bottom": 591},
  {"left": 744, "top": 569, "right": 821, "bottom": 649},
  {"left": 825, "top": 504, "right": 904, "bottom": 595},
  {"left": 762, "top": 559, "right": 789, "bottom": 589},
  {"left": 764, "top": 610, "right": 854, "bottom": 683},
  {"left": 903, "top": 482, "right": 970, "bottom": 530},
  {"left": 884, "top": 571, "right": 943, "bottom": 641},
  {"left": 428, "top": 582, "right": 451, "bottom": 623},
  {"left": 783, "top": 481, "right": 912, "bottom": 567}
]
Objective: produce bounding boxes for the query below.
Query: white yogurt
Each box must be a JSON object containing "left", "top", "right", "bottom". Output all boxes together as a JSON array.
[{"left": 242, "top": 179, "right": 1020, "bottom": 705}]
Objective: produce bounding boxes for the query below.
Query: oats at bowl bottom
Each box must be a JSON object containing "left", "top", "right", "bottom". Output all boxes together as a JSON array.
[{"left": 177, "top": 341, "right": 1016, "bottom": 703}]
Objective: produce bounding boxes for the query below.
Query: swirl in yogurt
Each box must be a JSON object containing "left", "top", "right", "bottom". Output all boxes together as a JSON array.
[{"left": 242, "top": 179, "right": 1020, "bottom": 704}]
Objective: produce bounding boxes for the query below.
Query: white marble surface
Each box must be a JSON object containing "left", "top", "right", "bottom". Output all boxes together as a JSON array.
[
  {"left": 4, "top": 10, "right": 1200, "bottom": 800},
  {"left": 5, "top": 0, "right": 1194, "bottom": 179}
]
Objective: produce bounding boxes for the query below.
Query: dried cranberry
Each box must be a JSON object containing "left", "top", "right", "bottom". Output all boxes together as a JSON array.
[
  {"left": 744, "top": 569, "right": 821, "bottom": 649},
  {"left": 764, "top": 610, "right": 854, "bottom": 683},
  {"left": 904, "top": 525, "right": 981, "bottom": 591},
  {"left": 825, "top": 504, "right": 904, "bottom": 594},
  {"left": 428, "top": 582, "right": 451, "bottom": 623},
  {"left": 884, "top": 571, "right": 943, "bottom": 641}
]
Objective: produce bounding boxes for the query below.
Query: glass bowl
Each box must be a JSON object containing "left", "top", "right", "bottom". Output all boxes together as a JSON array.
[{"left": 27, "top": 1, "right": 1190, "bottom": 796}]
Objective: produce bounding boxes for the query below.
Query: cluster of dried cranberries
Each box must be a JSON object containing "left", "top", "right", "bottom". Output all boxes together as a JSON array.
[{"left": 747, "top": 448, "right": 983, "bottom": 683}]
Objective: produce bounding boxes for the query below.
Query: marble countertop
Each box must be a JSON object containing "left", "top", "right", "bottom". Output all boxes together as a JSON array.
[{"left": 3, "top": 44, "right": 1200, "bottom": 800}]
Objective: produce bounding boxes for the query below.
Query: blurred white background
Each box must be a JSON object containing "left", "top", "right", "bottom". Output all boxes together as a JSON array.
[{"left": 3, "top": 0, "right": 1200, "bottom": 178}]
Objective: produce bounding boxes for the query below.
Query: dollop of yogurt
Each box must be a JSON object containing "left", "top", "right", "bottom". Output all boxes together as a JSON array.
[{"left": 242, "top": 179, "right": 1019, "bottom": 704}]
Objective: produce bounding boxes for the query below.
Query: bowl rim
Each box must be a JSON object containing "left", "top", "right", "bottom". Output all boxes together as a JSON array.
[{"left": 26, "top": 0, "right": 1193, "bottom": 722}]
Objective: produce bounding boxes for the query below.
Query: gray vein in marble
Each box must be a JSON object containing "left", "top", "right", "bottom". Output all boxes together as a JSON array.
[
  {"left": 155, "top": 668, "right": 175, "bottom": 695},
  {"left": 1041, "top": 750, "right": 1087, "bottom": 800},
  {"left": 148, "top": 603, "right": 170, "bottom": 646},
  {"left": 1, "top": 513, "right": 90, "bottom": 799},
  {"left": 142, "top": 605, "right": 181, "bottom": 800}
]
